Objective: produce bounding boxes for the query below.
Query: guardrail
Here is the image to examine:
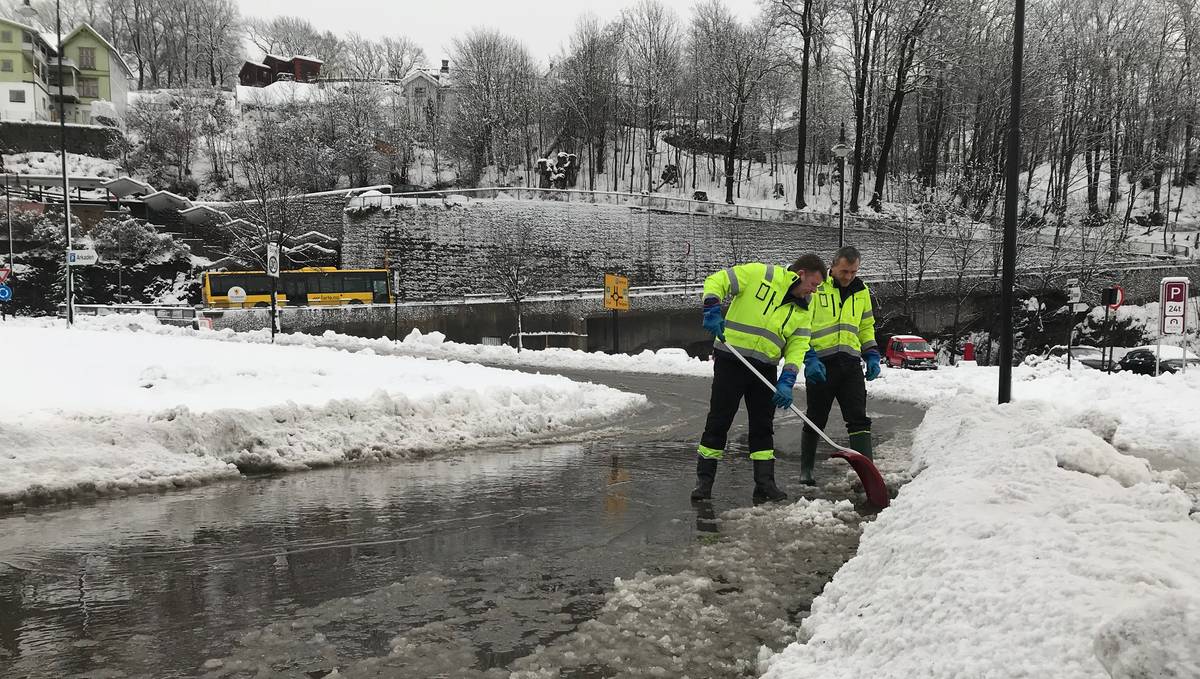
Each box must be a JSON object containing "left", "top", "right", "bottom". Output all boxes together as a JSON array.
[{"left": 366, "top": 186, "right": 894, "bottom": 233}]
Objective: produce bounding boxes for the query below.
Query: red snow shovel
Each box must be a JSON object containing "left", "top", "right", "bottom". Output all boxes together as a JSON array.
[{"left": 720, "top": 341, "right": 891, "bottom": 510}]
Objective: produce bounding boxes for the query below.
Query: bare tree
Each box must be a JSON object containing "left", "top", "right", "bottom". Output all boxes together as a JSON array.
[
  {"left": 691, "top": 0, "right": 788, "bottom": 205},
  {"left": 623, "top": 0, "right": 682, "bottom": 192},
  {"left": 449, "top": 29, "right": 537, "bottom": 183},
  {"left": 555, "top": 15, "right": 624, "bottom": 190},
  {"left": 485, "top": 218, "right": 544, "bottom": 351},
  {"left": 382, "top": 35, "right": 426, "bottom": 79}
]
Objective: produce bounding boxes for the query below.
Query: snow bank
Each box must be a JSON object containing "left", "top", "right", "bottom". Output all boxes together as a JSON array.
[
  {"left": 869, "top": 360, "right": 1200, "bottom": 466},
  {"left": 760, "top": 398, "right": 1200, "bottom": 679},
  {"left": 0, "top": 321, "right": 642, "bottom": 505},
  {"left": 24, "top": 315, "right": 716, "bottom": 378},
  {"left": 2, "top": 151, "right": 119, "bottom": 178}
]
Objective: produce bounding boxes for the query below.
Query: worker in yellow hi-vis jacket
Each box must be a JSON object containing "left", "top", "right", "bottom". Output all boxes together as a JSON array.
[
  {"left": 799, "top": 245, "right": 879, "bottom": 486},
  {"left": 692, "top": 253, "right": 827, "bottom": 505}
]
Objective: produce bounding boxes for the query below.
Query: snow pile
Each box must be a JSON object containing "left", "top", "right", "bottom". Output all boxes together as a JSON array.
[
  {"left": 869, "top": 360, "right": 1200, "bottom": 466},
  {"left": 759, "top": 398, "right": 1200, "bottom": 679},
  {"left": 0, "top": 322, "right": 642, "bottom": 505},
  {"left": 28, "top": 315, "right": 716, "bottom": 378},
  {"left": 2, "top": 151, "right": 119, "bottom": 177}
]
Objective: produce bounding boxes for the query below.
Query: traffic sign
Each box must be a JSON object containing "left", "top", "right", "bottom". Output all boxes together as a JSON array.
[
  {"left": 266, "top": 244, "right": 280, "bottom": 279},
  {"left": 228, "top": 286, "right": 247, "bottom": 304},
  {"left": 604, "top": 273, "right": 629, "bottom": 311},
  {"left": 67, "top": 249, "right": 98, "bottom": 266},
  {"left": 1066, "top": 278, "right": 1081, "bottom": 304},
  {"left": 1160, "top": 277, "right": 1189, "bottom": 336},
  {"left": 1102, "top": 285, "right": 1124, "bottom": 310},
  {"left": 0, "top": 284, "right": 10, "bottom": 302},
  {"left": 0, "top": 267, "right": 9, "bottom": 284}
]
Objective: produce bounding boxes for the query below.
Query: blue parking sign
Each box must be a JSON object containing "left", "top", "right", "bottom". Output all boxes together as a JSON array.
[{"left": 0, "top": 284, "right": 11, "bottom": 302}]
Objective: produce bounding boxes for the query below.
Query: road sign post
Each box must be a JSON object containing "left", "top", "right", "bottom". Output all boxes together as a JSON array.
[
  {"left": 1159, "top": 277, "right": 1190, "bottom": 375},
  {"left": 604, "top": 274, "right": 629, "bottom": 353},
  {"left": 1100, "top": 285, "right": 1124, "bottom": 372},
  {"left": 1066, "top": 279, "right": 1081, "bottom": 368},
  {"left": 392, "top": 268, "right": 401, "bottom": 342},
  {"left": 266, "top": 244, "right": 280, "bottom": 342}
]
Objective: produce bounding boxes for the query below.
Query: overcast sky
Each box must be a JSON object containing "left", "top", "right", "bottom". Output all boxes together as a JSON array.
[{"left": 235, "top": 0, "right": 763, "bottom": 64}]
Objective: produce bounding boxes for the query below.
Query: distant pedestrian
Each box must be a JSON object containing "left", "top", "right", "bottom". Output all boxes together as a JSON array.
[{"left": 691, "top": 254, "right": 826, "bottom": 505}]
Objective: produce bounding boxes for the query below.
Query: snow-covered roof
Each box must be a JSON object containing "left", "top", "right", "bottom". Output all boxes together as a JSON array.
[
  {"left": 142, "top": 190, "right": 192, "bottom": 212},
  {"left": 178, "top": 205, "right": 232, "bottom": 226},
  {"left": 265, "top": 54, "right": 289, "bottom": 62},
  {"left": 293, "top": 55, "right": 323, "bottom": 64},
  {"left": 235, "top": 81, "right": 322, "bottom": 108},
  {"left": 241, "top": 60, "right": 269, "bottom": 70},
  {"left": 100, "top": 176, "right": 153, "bottom": 197}
]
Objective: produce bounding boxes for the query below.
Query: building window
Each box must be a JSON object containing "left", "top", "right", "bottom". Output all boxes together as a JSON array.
[
  {"left": 1, "top": 60, "right": 11, "bottom": 72},
  {"left": 78, "top": 47, "right": 95, "bottom": 69},
  {"left": 79, "top": 78, "right": 98, "bottom": 98},
  {"left": 1, "top": 31, "right": 11, "bottom": 43},
  {"left": 10, "top": 90, "right": 25, "bottom": 103}
]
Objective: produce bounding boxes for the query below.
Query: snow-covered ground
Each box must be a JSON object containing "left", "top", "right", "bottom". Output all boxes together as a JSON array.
[
  {"left": 0, "top": 318, "right": 642, "bottom": 505},
  {"left": 760, "top": 360, "right": 1200, "bottom": 679},
  {"left": 2, "top": 151, "right": 119, "bottom": 177}
]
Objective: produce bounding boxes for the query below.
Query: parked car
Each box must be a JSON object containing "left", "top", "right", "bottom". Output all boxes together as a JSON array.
[
  {"left": 884, "top": 335, "right": 938, "bottom": 370},
  {"left": 1043, "top": 345, "right": 1106, "bottom": 370},
  {"left": 1116, "top": 345, "right": 1200, "bottom": 375}
]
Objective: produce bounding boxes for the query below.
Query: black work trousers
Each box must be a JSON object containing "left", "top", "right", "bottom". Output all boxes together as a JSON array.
[
  {"left": 699, "top": 351, "right": 778, "bottom": 456},
  {"left": 804, "top": 356, "right": 871, "bottom": 435}
]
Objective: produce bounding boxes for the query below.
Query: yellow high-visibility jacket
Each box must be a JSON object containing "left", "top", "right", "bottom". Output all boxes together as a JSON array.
[
  {"left": 809, "top": 275, "right": 878, "bottom": 360},
  {"left": 703, "top": 262, "right": 812, "bottom": 373}
]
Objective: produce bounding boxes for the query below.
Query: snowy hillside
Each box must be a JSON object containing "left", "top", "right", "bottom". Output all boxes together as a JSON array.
[{"left": 2, "top": 151, "right": 120, "bottom": 178}]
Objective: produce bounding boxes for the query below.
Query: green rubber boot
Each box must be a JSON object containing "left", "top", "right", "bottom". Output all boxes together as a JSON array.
[
  {"left": 849, "top": 431, "right": 873, "bottom": 461},
  {"left": 799, "top": 429, "right": 818, "bottom": 485}
]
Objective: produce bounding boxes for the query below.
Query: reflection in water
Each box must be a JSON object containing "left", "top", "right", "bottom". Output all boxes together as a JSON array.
[
  {"left": 694, "top": 502, "right": 720, "bottom": 534},
  {"left": 0, "top": 370, "right": 922, "bottom": 678},
  {"left": 0, "top": 442, "right": 703, "bottom": 678}
]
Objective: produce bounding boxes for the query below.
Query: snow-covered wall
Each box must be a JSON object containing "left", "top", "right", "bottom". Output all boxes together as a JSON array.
[{"left": 340, "top": 197, "right": 885, "bottom": 300}]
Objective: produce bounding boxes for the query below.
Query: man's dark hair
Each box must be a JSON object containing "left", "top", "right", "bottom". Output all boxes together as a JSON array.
[
  {"left": 790, "top": 253, "right": 827, "bottom": 275},
  {"left": 833, "top": 245, "right": 862, "bottom": 265}
]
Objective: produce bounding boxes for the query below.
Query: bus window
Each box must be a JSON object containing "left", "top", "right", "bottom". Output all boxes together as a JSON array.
[
  {"left": 318, "top": 274, "right": 340, "bottom": 294},
  {"left": 283, "top": 275, "right": 308, "bottom": 305},
  {"left": 343, "top": 275, "right": 366, "bottom": 293},
  {"left": 372, "top": 277, "right": 389, "bottom": 303},
  {"left": 209, "top": 275, "right": 244, "bottom": 296}
]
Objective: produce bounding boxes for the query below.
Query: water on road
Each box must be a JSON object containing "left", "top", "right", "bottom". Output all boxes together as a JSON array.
[{"left": 0, "top": 369, "right": 925, "bottom": 678}]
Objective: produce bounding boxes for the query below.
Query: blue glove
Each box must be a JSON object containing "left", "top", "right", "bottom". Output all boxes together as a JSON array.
[
  {"left": 772, "top": 370, "right": 797, "bottom": 409},
  {"left": 803, "top": 350, "right": 826, "bottom": 383},
  {"left": 702, "top": 304, "right": 725, "bottom": 341},
  {"left": 865, "top": 352, "right": 881, "bottom": 381}
]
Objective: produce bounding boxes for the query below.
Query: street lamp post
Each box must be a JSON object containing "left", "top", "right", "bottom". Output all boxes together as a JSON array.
[
  {"left": 831, "top": 123, "right": 851, "bottom": 249},
  {"left": 998, "top": 0, "right": 1026, "bottom": 404}
]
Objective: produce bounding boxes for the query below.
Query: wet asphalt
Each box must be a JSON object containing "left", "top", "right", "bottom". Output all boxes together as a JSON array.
[{"left": 0, "top": 368, "right": 926, "bottom": 678}]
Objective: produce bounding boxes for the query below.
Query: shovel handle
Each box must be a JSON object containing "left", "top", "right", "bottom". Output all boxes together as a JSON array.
[{"left": 719, "top": 340, "right": 856, "bottom": 455}]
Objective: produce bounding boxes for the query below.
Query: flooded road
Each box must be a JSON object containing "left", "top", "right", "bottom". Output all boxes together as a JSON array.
[{"left": 0, "top": 370, "right": 925, "bottom": 678}]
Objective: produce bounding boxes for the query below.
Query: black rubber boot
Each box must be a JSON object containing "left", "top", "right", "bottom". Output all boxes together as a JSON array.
[
  {"left": 849, "top": 432, "right": 873, "bottom": 461},
  {"left": 690, "top": 457, "right": 718, "bottom": 502},
  {"left": 752, "top": 459, "right": 788, "bottom": 505},
  {"left": 799, "top": 429, "right": 818, "bottom": 485}
]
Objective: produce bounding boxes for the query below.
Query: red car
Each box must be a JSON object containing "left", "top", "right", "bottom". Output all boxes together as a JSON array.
[{"left": 885, "top": 335, "right": 938, "bottom": 370}]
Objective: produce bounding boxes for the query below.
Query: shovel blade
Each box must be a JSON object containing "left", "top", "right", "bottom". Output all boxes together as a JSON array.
[{"left": 830, "top": 450, "right": 890, "bottom": 510}]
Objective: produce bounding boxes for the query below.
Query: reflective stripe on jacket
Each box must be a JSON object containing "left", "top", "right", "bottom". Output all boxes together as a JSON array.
[
  {"left": 703, "top": 262, "right": 811, "bottom": 372},
  {"left": 809, "top": 275, "right": 877, "bottom": 360}
]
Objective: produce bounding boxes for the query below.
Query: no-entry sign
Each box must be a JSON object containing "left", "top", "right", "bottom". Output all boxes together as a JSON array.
[{"left": 1160, "top": 277, "right": 1190, "bottom": 335}]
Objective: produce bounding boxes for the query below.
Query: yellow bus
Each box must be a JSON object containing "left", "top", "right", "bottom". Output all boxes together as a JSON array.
[{"left": 203, "top": 268, "right": 393, "bottom": 308}]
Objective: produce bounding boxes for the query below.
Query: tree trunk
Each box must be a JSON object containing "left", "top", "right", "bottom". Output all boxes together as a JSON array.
[
  {"left": 724, "top": 103, "right": 745, "bottom": 205},
  {"left": 850, "top": 0, "right": 875, "bottom": 213},
  {"left": 795, "top": 21, "right": 812, "bottom": 209}
]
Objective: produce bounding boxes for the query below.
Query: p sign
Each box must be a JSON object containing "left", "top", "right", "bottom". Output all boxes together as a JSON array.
[{"left": 1160, "top": 277, "right": 1190, "bottom": 335}]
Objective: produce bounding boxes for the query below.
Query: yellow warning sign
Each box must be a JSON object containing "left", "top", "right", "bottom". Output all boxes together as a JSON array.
[{"left": 604, "top": 273, "right": 629, "bottom": 311}]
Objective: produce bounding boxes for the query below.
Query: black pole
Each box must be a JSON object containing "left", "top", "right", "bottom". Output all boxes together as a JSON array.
[
  {"left": 6, "top": 171, "right": 13, "bottom": 314},
  {"left": 838, "top": 123, "right": 846, "bottom": 248},
  {"left": 55, "top": 0, "right": 73, "bottom": 327},
  {"left": 612, "top": 309, "right": 619, "bottom": 354},
  {"left": 1104, "top": 306, "right": 1113, "bottom": 373},
  {"left": 998, "top": 0, "right": 1025, "bottom": 404},
  {"left": 270, "top": 272, "right": 277, "bottom": 343}
]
